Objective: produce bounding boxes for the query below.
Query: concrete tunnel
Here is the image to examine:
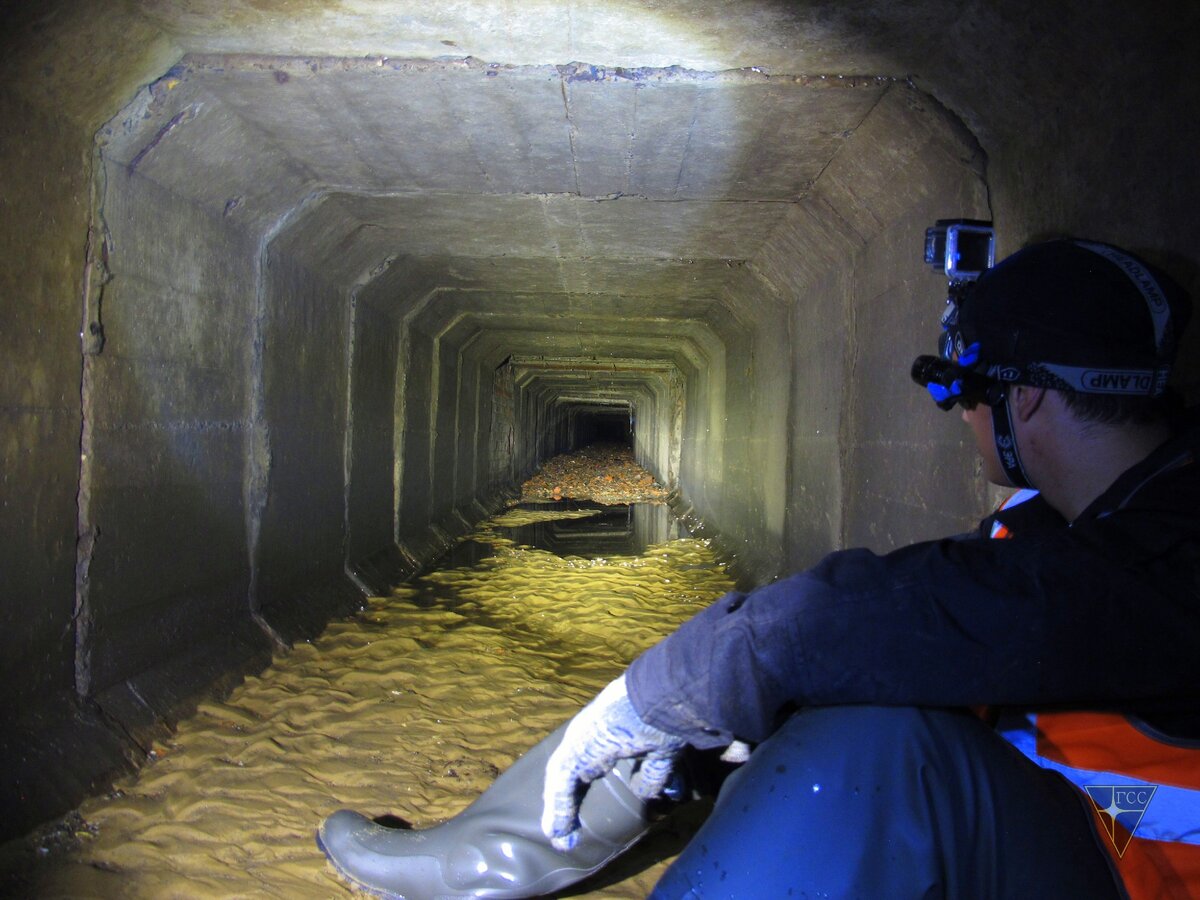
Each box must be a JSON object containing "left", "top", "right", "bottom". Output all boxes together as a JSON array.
[{"left": 2, "top": 0, "right": 1199, "bottom": 843}]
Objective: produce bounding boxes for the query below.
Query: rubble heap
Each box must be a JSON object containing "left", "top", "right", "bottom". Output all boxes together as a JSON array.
[{"left": 520, "top": 443, "right": 669, "bottom": 505}]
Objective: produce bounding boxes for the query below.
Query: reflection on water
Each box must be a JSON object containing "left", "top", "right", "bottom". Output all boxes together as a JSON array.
[
  {"left": 498, "top": 502, "right": 683, "bottom": 559},
  {"left": 4, "top": 505, "right": 733, "bottom": 899},
  {"left": 435, "top": 502, "right": 682, "bottom": 569}
]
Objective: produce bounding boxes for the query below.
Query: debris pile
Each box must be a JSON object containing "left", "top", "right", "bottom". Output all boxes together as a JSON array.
[{"left": 520, "top": 442, "right": 669, "bottom": 505}]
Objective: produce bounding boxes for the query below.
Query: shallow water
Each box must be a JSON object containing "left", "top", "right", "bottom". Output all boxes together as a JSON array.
[{"left": 8, "top": 504, "right": 733, "bottom": 899}]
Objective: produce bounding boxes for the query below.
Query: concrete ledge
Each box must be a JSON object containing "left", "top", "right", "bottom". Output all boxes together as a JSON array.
[
  {"left": 260, "top": 573, "right": 367, "bottom": 644},
  {"left": 93, "top": 618, "right": 274, "bottom": 741},
  {"left": 1, "top": 615, "right": 278, "bottom": 844},
  {"left": 395, "top": 488, "right": 517, "bottom": 584},
  {"left": 351, "top": 545, "right": 421, "bottom": 595},
  {"left": 0, "top": 695, "right": 139, "bottom": 843}
]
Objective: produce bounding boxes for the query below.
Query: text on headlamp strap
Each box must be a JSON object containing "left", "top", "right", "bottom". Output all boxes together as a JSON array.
[{"left": 1034, "top": 362, "right": 1170, "bottom": 397}]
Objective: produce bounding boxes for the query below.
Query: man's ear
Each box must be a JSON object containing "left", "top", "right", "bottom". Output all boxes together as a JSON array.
[{"left": 1010, "top": 385, "right": 1047, "bottom": 423}]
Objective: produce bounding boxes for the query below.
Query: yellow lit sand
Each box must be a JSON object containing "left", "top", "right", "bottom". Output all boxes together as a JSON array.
[{"left": 15, "top": 508, "right": 733, "bottom": 899}]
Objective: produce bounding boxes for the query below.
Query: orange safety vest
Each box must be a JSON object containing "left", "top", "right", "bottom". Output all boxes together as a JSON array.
[
  {"left": 997, "top": 711, "right": 1200, "bottom": 898},
  {"left": 989, "top": 490, "right": 1200, "bottom": 898},
  {"left": 986, "top": 487, "right": 1040, "bottom": 540}
]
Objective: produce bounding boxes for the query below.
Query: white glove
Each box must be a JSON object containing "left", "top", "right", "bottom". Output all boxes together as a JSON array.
[
  {"left": 720, "top": 739, "right": 753, "bottom": 764},
  {"left": 541, "top": 675, "right": 686, "bottom": 851}
]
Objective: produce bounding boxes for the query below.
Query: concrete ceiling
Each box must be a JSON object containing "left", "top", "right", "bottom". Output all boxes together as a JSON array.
[
  {"left": 128, "top": 0, "right": 926, "bottom": 71},
  {"left": 13, "top": 0, "right": 1192, "bottom": 306},
  {"left": 98, "top": 56, "right": 893, "bottom": 298}
]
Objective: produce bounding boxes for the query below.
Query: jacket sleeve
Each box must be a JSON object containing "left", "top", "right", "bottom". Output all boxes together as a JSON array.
[{"left": 625, "top": 528, "right": 1198, "bottom": 748}]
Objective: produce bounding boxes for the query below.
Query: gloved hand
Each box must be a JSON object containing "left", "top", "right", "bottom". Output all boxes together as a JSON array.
[{"left": 541, "top": 674, "right": 686, "bottom": 852}]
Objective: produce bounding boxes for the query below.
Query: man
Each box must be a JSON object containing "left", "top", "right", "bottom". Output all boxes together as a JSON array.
[{"left": 319, "top": 239, "right": 1200, "bottom": 898}]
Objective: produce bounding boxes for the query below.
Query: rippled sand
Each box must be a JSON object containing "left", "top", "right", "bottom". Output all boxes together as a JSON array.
[{"left": 10, "top": 507, "right": 733, "bottom": 899}]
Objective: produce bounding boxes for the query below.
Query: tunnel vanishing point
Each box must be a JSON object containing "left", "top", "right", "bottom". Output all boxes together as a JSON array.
[{"left": 2, "top": 0, "right": 1198, "bottom": 843}]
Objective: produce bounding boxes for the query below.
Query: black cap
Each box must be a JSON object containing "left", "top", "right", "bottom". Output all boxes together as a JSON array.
[{"left": 951, "top": 240, "right": 1191, "bottom": 397}]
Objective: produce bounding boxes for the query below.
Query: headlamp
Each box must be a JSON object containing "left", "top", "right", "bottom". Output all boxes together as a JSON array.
[{"left": 910, "top": 355, "right": 998, "bottom": 411}]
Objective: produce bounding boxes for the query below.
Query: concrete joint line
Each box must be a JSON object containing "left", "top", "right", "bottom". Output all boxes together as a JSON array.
[
  {"left": 559, "top": 77, "right": 583, "bottom": 197},
  {"left": 673, "top": 88, "right": 704, "bottom": 198},
  {"left": 73, "top": 144, "right": 114, "bottom": 699},
  {"left": 126, "top": 105, "right": 201, "bottom": 176},
  {"left": 807, "top": 82, "right": 894, "bottom": 197},
  {"left": 251, "top": 612, "right": 289, "bottom": 655},
  {"left": 342, "top": 290, "right": 358, "bottom": 583},
  {"left": 343, "top": 564, "right": 373, "bottom": 598}
]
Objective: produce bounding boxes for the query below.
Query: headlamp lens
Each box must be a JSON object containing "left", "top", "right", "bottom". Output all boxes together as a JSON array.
[{"left": 911, "top": 355, "right": 991, "bottom": 411}]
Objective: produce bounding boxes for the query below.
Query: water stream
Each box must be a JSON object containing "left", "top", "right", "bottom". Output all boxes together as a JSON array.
[{"left": 6, "top": 502, "right": 734, "bottom": 898}]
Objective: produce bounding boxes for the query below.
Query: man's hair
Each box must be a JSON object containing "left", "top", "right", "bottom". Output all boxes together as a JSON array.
[{"left": 1060, "top": 389, "right": 1177, "bottom": 427}]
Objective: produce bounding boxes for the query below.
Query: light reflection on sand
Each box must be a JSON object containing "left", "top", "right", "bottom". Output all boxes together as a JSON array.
[{"left": 19, "top": 508, "right": 733, "bottom": 898}]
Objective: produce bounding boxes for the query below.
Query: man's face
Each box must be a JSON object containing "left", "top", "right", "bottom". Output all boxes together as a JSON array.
[{"left": 961, "top": 402, "right": 1008, "bottom": 485}]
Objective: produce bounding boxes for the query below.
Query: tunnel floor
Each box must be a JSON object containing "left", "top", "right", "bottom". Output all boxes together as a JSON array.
[{"left": 4, "top": 501, "right": 733, "bottom": 898}]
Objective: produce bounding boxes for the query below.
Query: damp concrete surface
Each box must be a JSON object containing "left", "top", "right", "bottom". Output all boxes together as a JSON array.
[{"left": 1, "top": 503, "right": 734, "bottom": 898}]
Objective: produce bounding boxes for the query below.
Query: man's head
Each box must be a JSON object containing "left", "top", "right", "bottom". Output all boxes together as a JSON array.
[{"left": 914, "top": 239, "right": 1192, "bottom": 487}]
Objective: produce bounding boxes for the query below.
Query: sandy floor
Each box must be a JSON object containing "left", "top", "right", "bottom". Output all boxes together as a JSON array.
[{"left": 5, "top": 506, "right": 732, "bottom": 899}]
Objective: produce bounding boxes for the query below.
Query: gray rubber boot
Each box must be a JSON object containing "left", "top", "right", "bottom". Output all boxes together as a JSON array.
[{"left": 317, "top": 723, "right": 654, "bottom": 899}]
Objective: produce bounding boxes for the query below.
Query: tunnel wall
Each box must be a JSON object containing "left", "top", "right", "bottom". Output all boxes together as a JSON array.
[
  {"left": 383, "top": 287, "right": 519, "bottom": 570},
  {"left": 0, "top": 92, "right": 143, "bottom": 843},
  {"left": 347, "top": 298, "right": 402, "bottom": 570},
  {"left": 754, "top": 86, "right": 992, "bottom": 571},
  {"left": 672, "top": 84, "right": 990, "bottom": 580},
  {"left": 762, "top": 199, "right": 856, "bottom": 570},
  {"left": 83, "top": 166, "right": 273, "bottom": 715},
  {"left": 673, "top": 329, "right": 725, "bottom": 537},
  {"left": 657, "top": 373, "right": 685, "bottom": 489},
  {"left": 669, "top": 296, "right": 791, "bottom": 581},
  {"left": 1, "top": 94, "right": 87, "bottom": 718},
  {"left": 716, "top": 286, "right": 791, "bottom": 578},
  {"left": 397, "top": 316, "right": 439, "bottom": 548},
  {"left": 444, "top": 321, "right": 490, "bottom": 511},
  {"left": 396, "top": 307, "right": 478, "bottom": 558},
  {"left": 489, "top": 359, "right": 518, "bottom": 490},
  {"left": 254, "top": 240, "right": 365, "bottom": 638},
  {"left": 1, "top": 139, "right": 283, "bottom": 842},
  {"left": 831, "top": 88, "right": 993, "bottom": 551}
]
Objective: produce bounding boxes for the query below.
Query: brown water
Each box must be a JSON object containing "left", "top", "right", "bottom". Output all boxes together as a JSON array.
[{"left": 6, "top": 504, "right": 733, "bottom": 899}]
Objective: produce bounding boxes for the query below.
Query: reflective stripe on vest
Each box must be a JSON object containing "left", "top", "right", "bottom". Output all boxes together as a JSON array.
[
  {"left": 988, "top": 487, "right": 1040, "bottom": 539},
  {"left": 996, "top": 711, "right": 1200, "bottom": 899}
]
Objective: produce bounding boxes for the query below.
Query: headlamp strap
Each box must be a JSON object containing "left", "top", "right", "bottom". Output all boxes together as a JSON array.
[
  {"left": 1031, "top": 362, "right": 1171, "bottom": 398},
  {"left": 1074, "top": 241, "right": 1174, "bottom": 356},
  {"left": 990, "top": 392, "right": 1033, "bottom": 489}
]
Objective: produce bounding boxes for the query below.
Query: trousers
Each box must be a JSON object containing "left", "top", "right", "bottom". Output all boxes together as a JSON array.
[{"left": 649, "top": 706, "right": 1122, "bottom": 899}]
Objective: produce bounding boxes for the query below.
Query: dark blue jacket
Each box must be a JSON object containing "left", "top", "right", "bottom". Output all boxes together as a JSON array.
[{"left": 627, "top": 419, "right": 1200, "bottom": 749}]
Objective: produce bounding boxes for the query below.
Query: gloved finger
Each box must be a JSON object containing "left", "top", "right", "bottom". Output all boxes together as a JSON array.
[
  {"left": 572, "top": 746, "right": 620, "bottom": 786},
  {"left": 630, "top": 749, "right": 677, "bottom": 800},
  {"left": 541, "top": 742, "right": 585, "bottom": 848},
  {"left": 720, "top": 739, "right": 752, "bottom": 764},
  {"left": 550, "top": 830, "right": 579, "bottom": 853}
]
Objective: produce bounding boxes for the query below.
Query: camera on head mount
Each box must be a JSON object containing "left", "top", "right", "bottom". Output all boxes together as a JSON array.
[
  {"left": 924, "top": 218, "right": 995, "bottom": 337},
  {"left": 911, "top": 219, "right": 997, "bottom": 409},
  {"left": 924, "top": 219, "right": 995, "bottom": 289}
]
